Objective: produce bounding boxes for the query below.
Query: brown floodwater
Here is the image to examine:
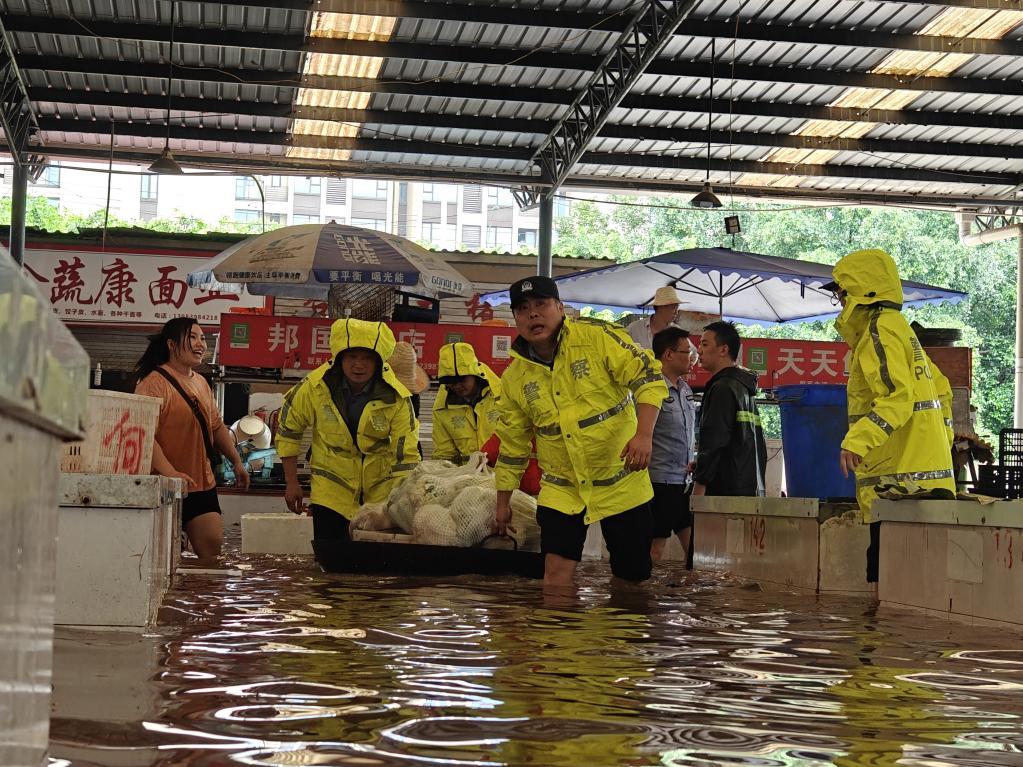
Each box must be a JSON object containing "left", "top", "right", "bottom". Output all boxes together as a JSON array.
[{"left": 49, "top": 540, "right": 1023, "bottom": 767}]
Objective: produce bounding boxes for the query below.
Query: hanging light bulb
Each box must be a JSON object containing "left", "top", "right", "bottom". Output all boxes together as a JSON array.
[
  {"left": 148, "top": 146, "right": 183, "bottom": 174},
  {"left": 149, "top": 2, "right": 184, "bottom": 175},
  {"left": 690, "top": 181, "right": 722, "bottom": 209},
  {"left": 690, "top": 37, "right": 722, "bottom": 210}
]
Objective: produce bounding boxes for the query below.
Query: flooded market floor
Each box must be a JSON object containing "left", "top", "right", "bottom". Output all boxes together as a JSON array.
[{"left": 49, "top": 542, "right": 1023, "bottom": 767}]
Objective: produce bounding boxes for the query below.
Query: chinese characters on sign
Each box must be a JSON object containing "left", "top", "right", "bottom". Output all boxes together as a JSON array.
[
  {"left": 219, "top": 314, "right": 517, "bottom": 375},
  {"left": 24, "top": 249, "right": 267, "bottom": 325},
  {"left": 218, "top": 314, "right": 863, "bottom": 389}
]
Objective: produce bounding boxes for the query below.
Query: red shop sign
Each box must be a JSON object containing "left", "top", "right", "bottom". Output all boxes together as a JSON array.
[{"left": 219, "top": 315, "right": 518, "bottom": 376}]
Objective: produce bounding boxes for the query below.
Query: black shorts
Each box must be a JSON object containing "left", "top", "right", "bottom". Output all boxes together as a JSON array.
[
  {"left": 651, "top": 482, "right": 692, "bottom": 538},
  {"left": 182, "top": 487, "right": 222, "bottom": 527},
  {"left": 866, "top": 520, "right": 881, "bottom": 583},
  {"left": 536, "top": 503, "right": 653, "bottom": 582},
  {"left": 310, "top": 504, "right": 352, "bottom": 542}
]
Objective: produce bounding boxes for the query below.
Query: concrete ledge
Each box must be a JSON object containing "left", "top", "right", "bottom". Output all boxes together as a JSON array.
[
  {"left": 241, "top": 513, "right": 314, "bottom": 555},
  {"left": 59, "top": 474, "right": 184, "bottom": 509},
  {"left": 880, "top": 517, "right": 1023, "bottom": 628},
  {"left": 872, "top": 499, "right": 1023, "bottom": 528},
  {"left": 691, "top": 495, "right": 818, "bottom": 519}
]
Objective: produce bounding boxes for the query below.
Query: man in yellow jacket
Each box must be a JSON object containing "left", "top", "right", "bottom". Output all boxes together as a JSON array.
[
  {"left": 825, "top": 249, "right": 955, "bottom": 584},
  {"left": 275, "top": 318, "right": 420, "bottom": 541},
  {"left": 493, "top": 276, "right": 669, "bottom": 588},
  {"left": 432, "top": 342, "right": 502, "bottom": 464}
]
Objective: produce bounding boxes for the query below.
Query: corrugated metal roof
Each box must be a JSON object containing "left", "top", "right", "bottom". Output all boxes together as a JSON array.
[{"left": 2, "top": 0, "right": 1023, "bottom": 208}]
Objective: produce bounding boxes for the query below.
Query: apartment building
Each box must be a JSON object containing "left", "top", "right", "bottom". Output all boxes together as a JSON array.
[{"left": 1, "top": 160, "right": 570, "bottom": 252}]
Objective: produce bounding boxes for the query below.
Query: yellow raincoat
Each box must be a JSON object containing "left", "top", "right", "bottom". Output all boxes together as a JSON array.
[
  {"left": 496, "top": 317, "right": 668, "bottom": 523},
  {"left": 432, "top": 342, "right": 503, "bottom": 464},
  {"left": 832, "top": 249, "right": 955, "bottom": 520},
  {"left": 275, "top": 318, "right": 420, "bottom": 520}
]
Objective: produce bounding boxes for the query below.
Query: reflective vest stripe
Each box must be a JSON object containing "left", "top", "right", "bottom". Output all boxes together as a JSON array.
[
  {"left": 311, "top": 466, "right": 354, "bottom": 490},
  {"left": 914, "top": 399, "right": 942, "bottom": 412},
  {"left": 869, "top": 309, "right": 896, "bottom": 394},
  {"left": 277, "top": 426, "right": 304, "bottom": 441},
  {"left": 498, "top": 454, "right": 530, "bottom": 467},
  {"left": 856, "top": 469, "right": 955, "bottom": 488},
  {"left": 736, "top": 411, "right": 761, "bottom": 426},
  {"left": 536, "top": 423, "right": 562, "bottom": 437},
  {"left": 868, "top": 412, "right": 894, "bottom": 435},
  {"left": 541, "top": 471, "right": 573, "bottom": 487},
  {"left": 578, "top": 397, "right": 630, "bottom": 429},
  {"left": 592, "top": 468, "right": 631, "bottom": 487}
]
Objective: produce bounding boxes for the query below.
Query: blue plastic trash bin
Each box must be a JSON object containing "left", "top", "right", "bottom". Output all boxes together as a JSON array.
[{"left": 775, "top": 384, "right": 857, "bottom": 500}]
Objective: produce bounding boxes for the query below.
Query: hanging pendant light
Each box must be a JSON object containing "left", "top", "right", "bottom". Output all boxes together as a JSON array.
[
  {"left": 148, "top": 1, "right": 184, "bottom": 174},
  {"left": 690, "top": 37, "right": 722, "bottom": 209}
]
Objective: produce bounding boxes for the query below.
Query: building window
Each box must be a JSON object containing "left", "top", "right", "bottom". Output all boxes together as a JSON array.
[
  {"left": 554, "top": 196, "right": 571, "bottom": 217},
  {"left": 268, "top": 175, "right": 285, "bottom": 188},
  {"left": 294, "top": 177, "right": 322, "bottom": 195},
  {"left": 267, "top": 212, "right": 287, "bottom": 226},
  {"left": 461, "top": 224, "right": 481, "bottom": 249},
  {"left": 421, "top": 222, "right": 439, "bottom": 242},
  {"left": 517, "top": 228, "right": 537, "bottom": 249},
  {"left": 422, "top": 183, "right": 436, "bottom": 202},
  {"left": 37, "top": 165, "right": 61, "bottom": 187},
  {"left": 234, "top": 209, "right": 260, "bottom": 223},
  {"left": 352, "top": 179, "right": 388, "bottom": 199},
  {"left": 486, "top": 187, "right": 513, "bottom": 207},
  {"left": 235, "top": 177, "right": 261, "bottom": 200},
  {"left": 293, "top": 214, "right": 320, "bottom": 224},
  {"left": 351, "top": 217, "right": 386, "bottom": 231},
  {"left": 45, "top": 197, "right": 60, "bottom": 209},
  {"left": 140, "top": 175, "right": 158, "bottom": 200},
  {"left": 485, "top": 226, "right": 512, "bottom": 251}
]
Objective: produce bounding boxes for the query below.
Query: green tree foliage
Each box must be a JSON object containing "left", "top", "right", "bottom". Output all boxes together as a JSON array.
[
  {"left": 555, "top": 196, "right": 1015, "bottom": 437},
  {"left": 0, "top": 195, "right": 275, "bottom": 235}
]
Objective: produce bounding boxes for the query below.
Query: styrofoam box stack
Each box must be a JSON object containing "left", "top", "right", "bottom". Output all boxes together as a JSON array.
[{"left": 61, "top": 390, "right": 160, "bottom": 475}]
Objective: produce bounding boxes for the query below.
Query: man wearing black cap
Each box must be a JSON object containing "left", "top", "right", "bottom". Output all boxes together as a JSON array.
[{"left": 493, "top": 275, "right": 669, "bottom": 590}]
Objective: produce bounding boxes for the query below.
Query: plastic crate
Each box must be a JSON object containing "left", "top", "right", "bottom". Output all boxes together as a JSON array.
[
  {"left": 61, "top": 390, "right": 161, "bottom": 475},
  {"left": 976, "top": 463, "right": 1023, "bottom": 500},
  {"left": 999, "top": 428, "right": 1023, "bottom": 467}
]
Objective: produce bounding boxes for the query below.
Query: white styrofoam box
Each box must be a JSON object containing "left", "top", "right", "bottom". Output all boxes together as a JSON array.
[
  {"left": 61, "top": 390, "right": 160, "bottom": 475},
  {"left": 1, "top": 415, "right": 63, "bottom": 767},
  {"left": 241, "top": 513, "right": 315, "bottom": 555},
  {"left": 875, "top": 499, "right": 1023, "bottom": 627},
  {"left": 219, "top": 490, "right": 291, "bottom": 529},
  {"left": 56, "top": 474, "right": 181, "bottom": 629}
]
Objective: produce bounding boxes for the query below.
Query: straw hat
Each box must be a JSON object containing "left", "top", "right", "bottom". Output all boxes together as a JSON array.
[
  {"left": 651, "top": 286, "right": 685, "bottom": 306},
  {"left": 389, "top": 341, "right": 429, "bottom": 394}
]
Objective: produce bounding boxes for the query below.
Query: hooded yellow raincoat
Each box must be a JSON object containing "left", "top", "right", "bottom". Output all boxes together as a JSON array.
[
  {"left": 275, "top": 319, "right": 420, "bottom": 520},
  {"left": 496, "top": 317, "right": 668, "bottom": 523},
  {"left": 432, "top": 342, "right": 503, "bottom": 464},
  {"left": 832, "top": 249, "right": 955, "bottom": 520}
]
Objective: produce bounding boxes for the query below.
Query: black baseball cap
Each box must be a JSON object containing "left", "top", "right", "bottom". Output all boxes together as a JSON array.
[{"left": 509, "top": 275, "right": 560, "bottom": 308}]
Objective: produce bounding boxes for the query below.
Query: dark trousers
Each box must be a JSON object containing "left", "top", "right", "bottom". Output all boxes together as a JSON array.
[{"left": 310, "top": 504, "right": 351, "bottom": 541}]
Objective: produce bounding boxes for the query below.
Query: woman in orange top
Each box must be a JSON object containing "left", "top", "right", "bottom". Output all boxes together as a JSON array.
[{"left": 135, "top": 318, "right": 249, "bottom": 564}]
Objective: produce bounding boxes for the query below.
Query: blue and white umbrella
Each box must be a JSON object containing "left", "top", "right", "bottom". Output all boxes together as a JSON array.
[
  {"left": 482, "top": 247, "right": 967, "bottom": 325},
  {"left": 187, "top": 223, "right": 471, "bottom": 298}
]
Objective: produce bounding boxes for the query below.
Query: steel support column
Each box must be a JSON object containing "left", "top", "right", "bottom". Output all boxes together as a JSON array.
[
  {"left": 9, "top": 162, "right": 26, "bottom": 265},
  {"left": 537, "top": 195, "right": 553, "bottom": 278},
  {"left": 514, "top": 0, "right": 699, "bottom": 208}
]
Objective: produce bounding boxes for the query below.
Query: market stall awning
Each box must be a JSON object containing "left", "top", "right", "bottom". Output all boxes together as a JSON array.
[{"left": 481, "top": 247, "right": 967, "bottom": 325}]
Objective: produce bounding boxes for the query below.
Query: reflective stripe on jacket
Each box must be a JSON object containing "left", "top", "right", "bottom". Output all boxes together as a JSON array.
[
  {"left": 495, "top": 317, "right": 668, "bottom": 523},
  {"left": 832, "top": 249, "right": 956, "bottom": 520}
]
